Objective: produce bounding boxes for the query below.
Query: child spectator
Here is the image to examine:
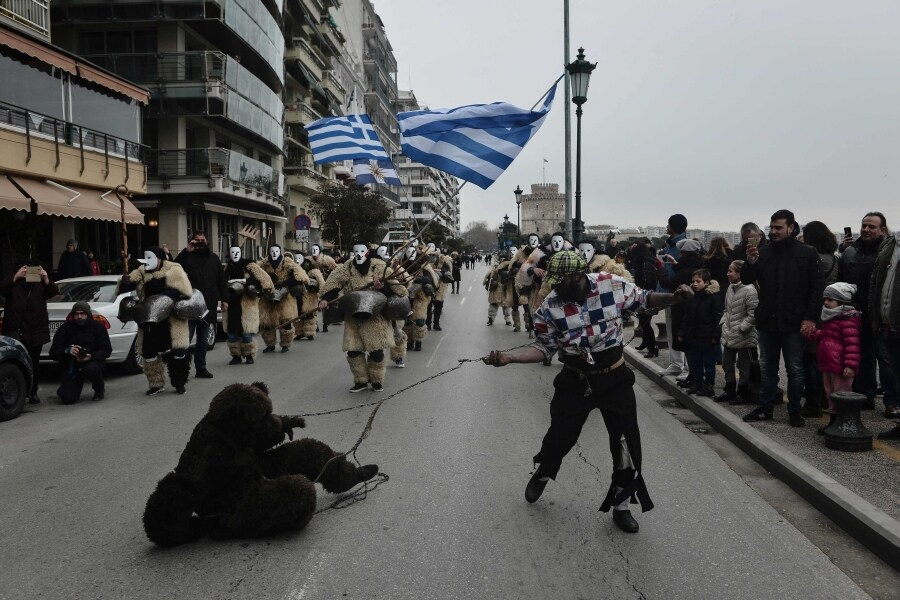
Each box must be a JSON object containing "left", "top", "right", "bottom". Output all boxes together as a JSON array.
[
  {"left": 717, "top": 260, "right": 758, "bottom": 403},
  {"left": 804, "top": 282, "right": 862, "bottom": 434},
  {"left": 678, "top": 268, "right": 724, "bottom": 397}
]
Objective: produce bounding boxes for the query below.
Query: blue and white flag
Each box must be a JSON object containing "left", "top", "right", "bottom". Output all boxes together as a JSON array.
[
  {"left": 353, "top": 159, "right": 402, "bottom": 186},
  {"left": 396, "top": 81, "right": 558, "bottom": 189},
  {"left": 305, "top": 114, "right": 390, "bottom": 164}
]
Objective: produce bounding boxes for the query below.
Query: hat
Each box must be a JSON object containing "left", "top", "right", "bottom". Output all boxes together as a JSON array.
[
  {"left": 676, "top": 238, "right": 702, "bottom": 253},
  {"left": 67, "top": 239, "right": 78, "bottom": 246},
  {"left": 545, "top": 250, "right": 587, "bottom": 286},
  {"left": 823, "top": 282, "right": 857, "bottom": 303},
  {"left": 71, "top": 301, "right": 92, "bottom": 316},
  {"left": 668, "top": 214, "right": 688, "bottom": 234}
]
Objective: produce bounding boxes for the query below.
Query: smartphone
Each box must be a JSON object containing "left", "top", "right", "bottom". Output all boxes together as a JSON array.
[
  {"left": 746, "top": 234, "right": 761, "bottom": 248},
  {"left": 25, "top": 266, "right": 41, "bottom": 282},
  {"left": 844, "top": 227, "right": 852, "bottom": 237}
]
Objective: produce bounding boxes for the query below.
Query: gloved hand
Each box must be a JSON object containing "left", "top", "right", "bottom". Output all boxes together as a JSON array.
[{"left": 280, "top": 415, "right": 307, "bottom": 440}]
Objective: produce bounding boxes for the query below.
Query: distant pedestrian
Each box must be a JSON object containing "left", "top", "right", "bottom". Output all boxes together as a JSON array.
[
  {"left": 658, "top": 214, "right": 689, "bottom": 378},
  {"left": 717, "top": 260, "right": 758, "bottom": 404},
  {"left": 49, "top": 301, "right": 112, "bottom": 404},
  {"left": 56, "top": 239, "right": 91, "bottom": 280},
  {"left": 678, "top": 268, "right": 724, "bottom": 397},
  {"left": 704, "top": 237, "right": 732, "bottom": 298},
  {"left": 86, "top": 250, "right": 101, "bottom": 276}
]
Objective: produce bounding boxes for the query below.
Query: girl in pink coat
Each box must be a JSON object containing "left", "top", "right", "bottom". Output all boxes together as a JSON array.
[{"left": 804, "top": 282, "right": 861, "bottom": 434}]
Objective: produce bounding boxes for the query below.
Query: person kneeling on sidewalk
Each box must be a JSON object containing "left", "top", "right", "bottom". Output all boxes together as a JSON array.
[{"left": 49, "top": 302, "right": 112, "bottom": 404}]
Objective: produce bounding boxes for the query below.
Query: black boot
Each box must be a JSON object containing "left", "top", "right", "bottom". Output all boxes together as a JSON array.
[
  {"left": 715, "top": 382, "right": 737, "bottom": 402},
  {"left": 644, "top": 347, "right": 659, "bottom": 358},
  {"left": 817, "top": 413, "right": 836, "bottom": 435}
]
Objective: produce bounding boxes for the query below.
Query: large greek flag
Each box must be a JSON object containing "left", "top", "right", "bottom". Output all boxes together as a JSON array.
[
  {"left": 396, "top": 82, "right": 558, "bottom": 189},
  {"left": 305, "top": 114, "right": 391, "bottom": 164}
]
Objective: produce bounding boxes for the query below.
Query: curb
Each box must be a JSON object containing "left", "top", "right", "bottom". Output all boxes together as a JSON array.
[{"left": 625, "top": 346, "right": 900, "bottom": 571}]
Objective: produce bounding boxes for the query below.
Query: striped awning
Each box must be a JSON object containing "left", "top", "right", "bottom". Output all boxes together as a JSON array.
[{"left": 0, "top": 175, "right": 31, "bottom": 211}]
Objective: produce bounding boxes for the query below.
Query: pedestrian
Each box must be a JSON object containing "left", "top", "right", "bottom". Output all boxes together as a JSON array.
[
  {"left": 255, "top": 244, "right": 309, "bottom": 353},
  {"left": 658, "top": 214, "right": 689, "bottom": 378},
  {"left": 837, "top": 212, "right": 897, "bottom": 413},
  {"left": 56, "top": 239, "right": 92, "bottom": 280},
  {"left": 48, "top": 301, "right": 111, "bottom": 404},
  {"left": 678, "top": 269, "right": 724, "bottom": 397},
  {"left": 716, "top": 260, "right": 758, "bottom": 403},
  {"left": 731, "top": 222, "right": 767, "bottom": 263},
  {"left": 657, "top": 237, "right": 705, "bottom": 388},
  {"left": 0, "top": 261, "right": 58, "bottom": 403},
  {"left": 869, "top": 231, "right": 900, "bottom": 439},
  {"left": 803, "top": 282, "right": 862, "bottom": 434},
  {"left": 704, "top": 237, "right": 732, "bottom": 298},
  {"left": 483, "top": 250, "right": 694, "bottom": 533},
  {"left": 741, "top": 210, "right": 824, "bottom": 427},
  {"left": 175, "top": 231, "right": 227, "bottom": 378},
  {"left": 451, "top": 251, "right": 462, "bottom": 294},
  {"left": 86, "top": 250, "right": 101, "bottom": 276},
  {"left": 483, "top": 257, "right": 507, "bottom": 326},
  {"left": 631, "top": 242, "right": 660, "bottom": 357},
  {"left": 224, "top": 246, "right": 274, "bottom": 364}
]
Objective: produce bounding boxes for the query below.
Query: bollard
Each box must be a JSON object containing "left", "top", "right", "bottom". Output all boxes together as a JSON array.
[{"left": 823, "top": 391, "right": 873, "bottom": 452}]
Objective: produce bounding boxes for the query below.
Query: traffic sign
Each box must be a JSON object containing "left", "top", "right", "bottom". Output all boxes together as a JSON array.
[{"left": 293, "top": 214, "right": 311, "bottom": 230}]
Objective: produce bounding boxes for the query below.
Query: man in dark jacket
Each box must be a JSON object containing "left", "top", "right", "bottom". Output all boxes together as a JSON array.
[
  {"left": 731, "top": 222, "right": 767, "bottom": 263},
  {"left": 175, "top": 231, "right": 226, "bottom": 379},
  {"left": 870, "top": 234, "right": 900, "bottom": 439},
  {"left": 49, "top": 301, "right": 112, "bottom": 404},
  {"left": 838, "top": 212, "right": 896, "bottom": 412},
  {"left": 741, "top": 210, "right": 824, "bottom": 427},
  {"left": 56, "top": 239, "right": 92, "bottom": 280},
  {"left": 0, "top": 261, "right": 58, "bottom": 403}
]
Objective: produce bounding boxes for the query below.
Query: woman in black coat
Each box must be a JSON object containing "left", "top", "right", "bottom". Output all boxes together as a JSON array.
[
  {"left": 0, "top": 261, "right": 59, "bottom": 403},
  {"left": 630, "top": 243, "right": 660, "bottom": 356}
]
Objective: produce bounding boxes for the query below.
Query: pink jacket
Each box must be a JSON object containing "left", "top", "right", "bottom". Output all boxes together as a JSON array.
[{"left": 808, "top": 313, "right": 862, "bottom": 374}]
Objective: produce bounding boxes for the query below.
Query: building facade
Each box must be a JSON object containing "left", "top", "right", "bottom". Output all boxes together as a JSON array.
[{"left": 520, "top": 183, "right": 565, "bottom": 237}]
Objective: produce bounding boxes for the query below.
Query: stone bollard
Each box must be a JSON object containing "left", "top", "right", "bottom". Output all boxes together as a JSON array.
[{"left": 823, "top": 391, "right": 873, "bottom": 452}]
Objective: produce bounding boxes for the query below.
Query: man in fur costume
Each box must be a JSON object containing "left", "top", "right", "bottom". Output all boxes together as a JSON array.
[
  {"left": 578, "top": 238, "right": 634, "bottom": 282},
  {"left": 142, "top": 381, "right": 378, "bottom": 547},
  {"left": 256, "top": 245, "right": 310, "bottom": 353},
  {"left": 224, "top": 246, "right": 274, "bottom": 365},
  {"left": 122, "top": 247, "right": 193, "bottom": 395},
  {"left": 426, "top": 244, "right": 453, "bottom": 331},
  {"left": 397, "top": 244, "right": 439, "bottom": 353},
  {"left": 511, "top": 234, "right": 542, "bottom": 336},
  {"left": 292, "top": 253, "right": 326, "bottom": 340},
  {"left": 519, "top": 232, "right": 573, "bottom": 312},
  {"left": 309, "top": 244, "right": 338, "bottom": 333},
  {"left": 484, "top": 256, "right": 513, "bottom": 326},
  {"left": 318, "top": 241, "right": 408, "bottom": 392}
]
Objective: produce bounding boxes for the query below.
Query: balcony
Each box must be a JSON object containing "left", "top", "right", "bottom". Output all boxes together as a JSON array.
[
  {"left": 147, "top": 148, "right": 287, "bottom": 215},
  {"left": 322, "top": 70, "right": 346, "bottom": 106},
  {"left": 0, "top": 0, "right": 49, "bottom": 39},
  {"left": 285, "top": 38, "right": 326, "bottom": 80},
  {"left": 317, "top": 19, "right": 345, "bottom": 54},
  {"left": 285, "top": 165, "right": 327, "bottom": 195},
  {"left": 284, "top": 101, "right": 322, "bottom": 126}
]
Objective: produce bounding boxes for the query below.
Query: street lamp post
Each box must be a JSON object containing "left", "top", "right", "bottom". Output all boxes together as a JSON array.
[
  {"left": 565, "top": 47, "right": 596, "bottom": 244},
  {"left": 503, "top": 214, "right": 510, "bottom": 250},
  {"left": 514, "top": 185, "right": 523, "bottom": 247}
]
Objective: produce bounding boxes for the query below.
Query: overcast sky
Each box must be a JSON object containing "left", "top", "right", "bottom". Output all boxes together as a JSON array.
[{"left": 373, "top": 0, "right": 900, "bottom": 234}]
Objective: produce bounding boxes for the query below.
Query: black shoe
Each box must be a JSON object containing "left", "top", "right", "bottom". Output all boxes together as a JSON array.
[
  {"left": 486, "top": 319, "right": 493, "bottom": 326},
  {"left": 195, "top": 369, "right": 213, "bottom": 379},
  {"left": 407, "top": 342, "right": 414, "bottom": 351},
  {"left": 743, "top": 407, "right": 773, "bottom": 422},
  {"left": 414, "top": 341, "right": 422, "bottom": 351},
  {"left": 146, "top": 387, "right": 164, "bottom": 396},
  {"left": 280, "top": 346, "right": 290, "bottom": 353},
  {"left": 635, "top": 341, "right": 649, "bottom": 351},
  {"left": 91, "top": 390, "right": 104, "bottom": 401},
  {"left": 800, "top": 403, "right": 823, "bottom": 418},
  {"left": 715, "top": 390, "right": 737, "bottom": 402},
  {"left": 877, "top": 425, "right": 900, "bottom": 440},
  {"left": 525, "top": 468, "right": 549, "bottom": 503},
  {"left": 175, "top": 385, "right": 186, "bottom": 395},
  {"left": 372, "top": 382, "right": 383, "bottom": 392},
  {"left": 245, "top": 355, "right": 254, "bottom": 364},
  {"left": 356, "top": 464, "right": 379, "bottom": 484},
  {"left": 676, "top": 378, "right": 694, "bottom": 388},
  {"left": 27, "top": 394, "right": 40, "bottom": 404},
  {"left": 262, "top": 346, "right": 276, "bottom": 353},
  {"left": 686, "top": 385, "right": 701, "bottom": 395},
  {"left": 728, "top": 396, "right": 751, "bottom": 406},
  {"left": 433, "top": 325, "right": 442, "bottom": 331},
  {"left": 788, "top": 412, "right": 805, "bottom": 428},
  {"left": 349, "top": 383, "right": 368, "bottom": 393},
  {"left": 698, "top": 385, "right": 714, "bottom": 397},
  {"left": 643, "top": 348, "right": 659, "bottom": 358},
  {"left": 612, "top": 510, "right": 640, "bottom": 533},
  {"left": 228, "top": 356, "right": 243, "bottom": 365}
]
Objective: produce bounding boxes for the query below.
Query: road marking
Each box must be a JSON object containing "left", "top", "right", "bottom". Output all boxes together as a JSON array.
[
  {"left": 426, "top": 335, "right": 446, "bottom": 368},
  {"left": 874, "top": 440, "right": 900, "bottom": 462},
  {"left": 467, "top": 285, "right": 472, "bottom": 292},
  {"left": 460, "top": 296, "right": 467, "bottom": 305}
]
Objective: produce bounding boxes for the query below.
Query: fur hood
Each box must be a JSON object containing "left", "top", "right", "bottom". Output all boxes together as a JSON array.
[
  {"left": 588, "top": 254, "right": 633, "bottom": 282},
  {"left": 128, "top": 260, "right": 192, "bottom": 301},
  {"left": 701, "top": 280, "right": 721, "bottom": 295}
]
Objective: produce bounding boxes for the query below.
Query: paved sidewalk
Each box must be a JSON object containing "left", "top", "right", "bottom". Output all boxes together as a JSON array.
[{"left": 625, "top": 331, "right": 900, "bottom": 571}]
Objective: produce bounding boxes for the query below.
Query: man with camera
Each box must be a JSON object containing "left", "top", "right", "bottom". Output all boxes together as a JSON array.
[{"left": 49, "top": 302, "right": 112, "bottom": 404}]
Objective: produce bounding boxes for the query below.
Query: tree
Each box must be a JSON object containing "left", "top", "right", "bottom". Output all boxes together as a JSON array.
[
  {"left": 308, "top": 182, "right": 392, "bottom": 250},
  {"left": 419, "top": 221, "right": 451, "bottom": 246},
  {"left": 461, "top": 221, "right": 498, "bottom": 250}
]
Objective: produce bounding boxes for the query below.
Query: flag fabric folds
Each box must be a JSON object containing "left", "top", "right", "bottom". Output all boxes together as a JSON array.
[
  {"left": 353, "top": 159, "right": 402, "bottom": 186},
  {"left": 305, "top": 114, "right": 391, "bottom": 164},
  {"left": 396, "top": 82, "right": 558, "bottom": 189}
]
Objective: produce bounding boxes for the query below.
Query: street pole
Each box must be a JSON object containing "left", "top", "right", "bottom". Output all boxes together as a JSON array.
[
  {"left": 563, "top": 0, "right": 573, "bottom": 241},
  {"left": 573, "top": 104, "right": 583, "bottom": 244},
  {"left": 565, "top": 47, "right": 595, "bottom": 246}
]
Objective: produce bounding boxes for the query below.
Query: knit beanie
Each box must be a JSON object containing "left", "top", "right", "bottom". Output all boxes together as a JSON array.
[
  {"left": 668, "top": 214, "right": 688, "bottom": 234},
  {"left": 823, "top": 282, "right": 856, "bottom": 303},
  {"left": 71, "top": 301, "right": 92, "bottom": 316}
]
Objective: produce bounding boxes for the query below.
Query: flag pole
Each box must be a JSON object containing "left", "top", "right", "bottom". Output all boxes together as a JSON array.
[{"left": 563, "top": 0, "right": 574, "bottom": 241}]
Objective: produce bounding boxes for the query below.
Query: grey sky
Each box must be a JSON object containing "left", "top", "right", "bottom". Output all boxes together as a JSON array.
[{"left": 374, "top": 0, "right": 900, "bottom": 234}]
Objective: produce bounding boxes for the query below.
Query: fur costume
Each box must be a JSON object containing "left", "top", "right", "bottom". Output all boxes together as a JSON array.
[
  {"left": 296, "top": 264, "right": 326, "bottom": 339},
  {"left": 256, "top": 255, "right": 309, "bottom": 350},
  {"left": 433, "top": 254, "right": 453, "bottom": 303},
  {"left": 320, "top": 258, "right": 407, "bottom": 353},
  {"left": 310, "top": 253, "right": 338, "bottom": 276},
  {"left": 225, "top": 260, "right": 274, "bottom": 359},
  {"left": 390, "top": 325, "right": 408, "bottom": 363},
  {"left": 401, "top": 260, "right": 438, "bottom": 346},
  {"left": 484, "top": 263, "right": 511, "bottom": 324},
  {"left": 588, "top": 254, "right": 634, "bottom": 282},
  {"left": 142, "top": 381, "right": 376, "bottom": 547}
]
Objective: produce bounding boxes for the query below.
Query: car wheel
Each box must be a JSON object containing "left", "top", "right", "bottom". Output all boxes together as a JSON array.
[
  {"left": 0, "top": 363, "right": 27, "bottom": 422},
  {"left": 120, "top": 340, "right": 144, "bottom": 375},
  {"left": 206, "top": 323, "right": 217, "bottom": 351}
]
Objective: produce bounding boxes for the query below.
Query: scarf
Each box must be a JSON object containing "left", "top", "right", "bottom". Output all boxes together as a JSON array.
[{"left": 821, "top": 304, "right": 858, "bottom": 322}]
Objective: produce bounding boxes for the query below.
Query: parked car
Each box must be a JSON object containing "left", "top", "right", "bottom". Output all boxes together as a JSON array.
[{"left": 0, "top": 335, "right": 33, "bottom": 422}]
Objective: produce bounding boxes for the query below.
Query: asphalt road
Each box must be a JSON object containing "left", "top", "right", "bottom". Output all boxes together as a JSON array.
[{"left": 0, "top": 264, "right": 873, "bottom": 600}]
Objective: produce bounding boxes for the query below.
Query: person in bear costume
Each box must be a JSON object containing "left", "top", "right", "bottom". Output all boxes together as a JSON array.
[
  {"left": 256, "top": 244, "right": 310, "bottom": 353},
  {"left": 293, "top": 252, "right": 326, "bottom": 340},
  {"left": 224, "top": 246, "right": 274, "bottom": 364},
  {"left": 143, "top": 381, "right": 378, "bottom": 547}
]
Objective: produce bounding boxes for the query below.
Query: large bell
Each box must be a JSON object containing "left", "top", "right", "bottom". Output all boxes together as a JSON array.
[
  {"left": 117, "top": 296, "right": 138, "bottom": 323},
  {"left": 306, "top": 278, "right": 320, "bottom": 293},
  {"left": 173, "top": 289, "right": 209, "bottom": 320},
  {"left": 422, "top": 283, "right": 435, "bottom": 297},
  {"left": 408, "top": 282, "right": 422, "bottom": 298},
  {"left": 338, "top": 290, "right": 387, "bottom": 321},
  {"left": 227, "top": 279, "right": 246, "bottom": 295},
  {"left": 270, "top": 287, "right": 290, "bottom": 303},
  {"left": 133, "top": 295, "right": 174, "bottom": 325},
  {"left": 289, "top": 283, "right": 306, "bottom": 298},
  {"left": 382, "top": 295, "right": 412, "bottom": 320},
  {"left": 441, "top": 271, "right": 454, "bottom": 284}
]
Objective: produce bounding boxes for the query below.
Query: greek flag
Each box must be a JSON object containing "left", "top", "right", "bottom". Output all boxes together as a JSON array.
[
  {"left": 305, "top": 114, "right": 390, "bottom": 164},
  {"left": 396, "top": 81, "right": 558, "bottom": 189},
  {"left": 353, "top": 159, "right": 402, "bottom": 186}
]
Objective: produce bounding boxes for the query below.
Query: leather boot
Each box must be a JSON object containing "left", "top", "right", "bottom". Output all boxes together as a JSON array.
[{"left": 715, "top": 382, "right": 737, "bottom": 402}]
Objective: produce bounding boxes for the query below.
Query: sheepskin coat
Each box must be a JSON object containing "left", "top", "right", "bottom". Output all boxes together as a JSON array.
[
  {"left": 588, "top": 254, "right": 633, "bottom": 282},
  {"left": 483, "top": 267, "right": 504, "bottom": 305},
  {"left": 309, "top": 253, "right": 338, "bottom": 276},
  {"left": 128, "top": 260, "right": 192, "bottom": 350},
  {"left": 719, "top": 282, "right": 758, "bottom": 349},
  {"left": 224, "top": 260, "right": 274, "bottom": 335},
  {"left": 510, "top": 246, "right": 537, "bottom": 304},
  {"left": 433, "top": 254, "right": 453, "bottom": 302},
  {"left": 400, "top": 260, "right": 438, "bottom": 320},
  {"left": 256, "top": 256, "right": 309, "bottom": 328},
  {"left": 321, "top": 258, "right": 408, "bottom": 352},
  {"left": 298, "top": 263, "right": 326, "bottom": 318}
]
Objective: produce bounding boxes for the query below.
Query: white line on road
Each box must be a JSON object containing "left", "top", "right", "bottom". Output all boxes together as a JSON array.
[
  {"left": 467, "top": 285, "right": 472, "bottom": 292},
  {"left": 460, "top": 296, "right": 467, "bottom": 305},
  {"left": 426, "top": 335, "right": 446, "bottom": 368}
]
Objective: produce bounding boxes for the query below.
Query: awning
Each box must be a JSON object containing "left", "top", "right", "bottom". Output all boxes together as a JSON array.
[
  {"left": 0, "top": 175, "right": 31, "bottom": 211},
  {"left": 289, "top": 60, "right": 325, "bottom": 96},
  {"left": 9, "top": 177, "right": 145, "bottom": 224}
]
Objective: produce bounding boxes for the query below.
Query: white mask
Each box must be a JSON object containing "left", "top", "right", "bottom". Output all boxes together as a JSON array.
[
  {"left": 426, "top": 242, "right": 436, "bottom": 253},
  {"left": 528, "top": 235, "right": 540, "bottom": 249},
  {"left": 352, "top": 244, "right": 369, "bottom": 265},
  {"left": 377, "top": 246, "right": 390, "bottom": 261},
  {"left": 139, "top": 250, "right": 160, "bottom": 272},
  {"left": 578, "top": 243, "right": 596, "bottom": 262},
  {"left": 229, "top": 246, "right": 242, "bottom": 262},
  {"left": 293, "top": 253, "right": 304, "bottom": 265},
  {"left": 311, "top": 245, "right": 321, "bottom": 257},
  {"left": 551, "top": 236, "right": 565, "bottom": 252},
  {"left": 269, "top": 245, "right": 282, "bottom": 263},
  {"left": 405, "top": 246, "right": 417, "bottom": 261}
]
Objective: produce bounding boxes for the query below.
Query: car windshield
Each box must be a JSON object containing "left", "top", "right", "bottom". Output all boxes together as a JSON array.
[{"left": 51, "top": 281, "right": 118, "bottom": 303}]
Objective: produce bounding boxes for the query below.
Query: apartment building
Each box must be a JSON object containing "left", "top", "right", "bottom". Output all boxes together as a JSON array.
[{"left": 0, "top": 7, "right": 148, "bottom": 275}]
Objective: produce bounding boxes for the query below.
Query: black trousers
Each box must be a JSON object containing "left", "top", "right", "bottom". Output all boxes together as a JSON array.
[
  {"left": 534, "top": 364, "right": 653, "bottom": 513},
  {"left": 26, "top": 344, "right": 42, "bottom": 398},
  {"left": 57, "top": 359, "right": 105, "bottom": 404}
]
